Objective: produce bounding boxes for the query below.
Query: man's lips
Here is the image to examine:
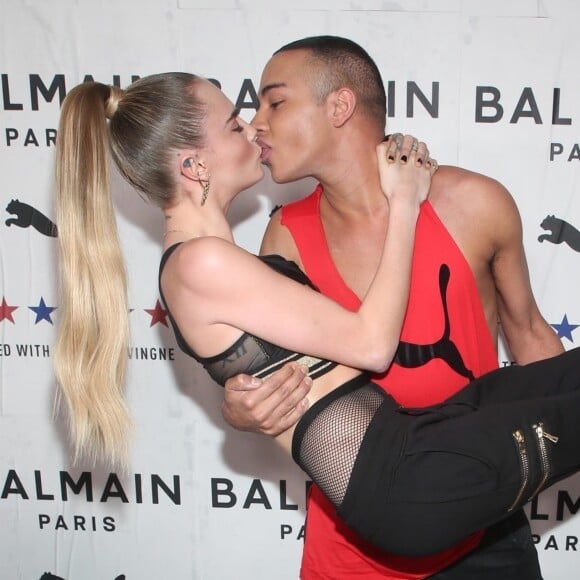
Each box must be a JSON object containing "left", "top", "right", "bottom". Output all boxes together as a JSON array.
[{"left": 257, "top": 138, "right": 272, "bottom": 164}]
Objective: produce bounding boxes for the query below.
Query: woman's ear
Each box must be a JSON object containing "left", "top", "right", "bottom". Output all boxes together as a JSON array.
[
  {"left": 327, "top": 87, "right": 357, "bottom": 128},
  {"left": 194, "top": 159, "right": 210, "bottom": 183},
  {"left": 179, "top": 154, "right": 208, "bottom": 183}
]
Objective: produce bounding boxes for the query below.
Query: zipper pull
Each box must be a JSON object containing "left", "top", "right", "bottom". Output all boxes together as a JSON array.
[{"left": 535, "top": 423, "right": 559, "bottom": 444}]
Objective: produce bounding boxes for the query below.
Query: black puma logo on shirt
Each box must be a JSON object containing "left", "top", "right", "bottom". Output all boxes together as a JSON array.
[{"left": 393, "top": 264, "right": 475, "bottom": 381}]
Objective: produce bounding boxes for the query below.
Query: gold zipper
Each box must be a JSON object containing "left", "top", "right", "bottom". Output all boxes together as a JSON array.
[
  {"left": 529, "top": 422, "right": 559, "bottom": 500},
  {"left": 509, "top": 429, "right": 529, "bottom": 512},
  {"left": 508, "top": 423, "right": 559, "bottom": 513}
]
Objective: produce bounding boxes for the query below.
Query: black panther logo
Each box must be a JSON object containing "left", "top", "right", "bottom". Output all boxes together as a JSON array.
[
  {"left": 393, "top": 264, "right": 475, "bottom": 381},
  {"left": 39, "top": 574, "right": 125, "bottom": 580},
  {"left": 5, "top": 199, "right": 58, "bottom": 237},
  {"left": 538, "top": 215, "right": 580, "bottom": 252}
]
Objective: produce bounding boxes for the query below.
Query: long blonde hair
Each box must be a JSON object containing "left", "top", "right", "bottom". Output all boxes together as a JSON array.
[{"left": 54, "top": 73, "right": 206, "bottom": 466}]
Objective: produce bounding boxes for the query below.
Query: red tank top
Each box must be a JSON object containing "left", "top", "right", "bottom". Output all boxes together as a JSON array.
[{"left": 281, "top": 185, "right": 499, "bottom": 579}]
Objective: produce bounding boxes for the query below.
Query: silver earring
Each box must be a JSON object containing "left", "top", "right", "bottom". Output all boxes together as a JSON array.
[{"left": 201, "top": 173, "right": 211, "bottom": 206}]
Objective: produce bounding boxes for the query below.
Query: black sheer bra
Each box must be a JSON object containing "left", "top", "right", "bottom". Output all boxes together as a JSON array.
[{"left": 158, "top": 243, "right": 337, "bottom": 386}]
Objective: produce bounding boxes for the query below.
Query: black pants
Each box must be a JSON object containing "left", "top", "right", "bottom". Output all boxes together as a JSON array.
[
  {"left": 428, "top": 510, "right": 542, "bottom": 579},
  {"left": 293, "top": 347, "right": 580, "bottom": 559}
]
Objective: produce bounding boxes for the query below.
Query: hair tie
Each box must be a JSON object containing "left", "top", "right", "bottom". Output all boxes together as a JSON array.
[{"left": 105, "top": 85, "right": 123, "bottom": 119}]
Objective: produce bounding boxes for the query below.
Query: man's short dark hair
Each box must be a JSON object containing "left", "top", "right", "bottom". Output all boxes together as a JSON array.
[{"left": 275, "top": 35, "right": 386, "bottom": 130}]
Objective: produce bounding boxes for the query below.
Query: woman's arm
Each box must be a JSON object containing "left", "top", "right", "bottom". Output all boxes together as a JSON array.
[{"left": 162, "top": 147, "right": 431, "bottom": 373}]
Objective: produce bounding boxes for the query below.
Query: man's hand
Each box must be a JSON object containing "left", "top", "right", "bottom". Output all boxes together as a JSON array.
[{"left": 221, "top": 363, "right": 312, "bottom": 436}]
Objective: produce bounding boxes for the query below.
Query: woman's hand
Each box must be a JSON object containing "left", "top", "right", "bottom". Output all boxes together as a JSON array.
[
  {"left": 383, "top": 132, "right": 439, "bottom": 173},
  {"left": 376, "top": 138, "right": 435, "bottom": 208}
]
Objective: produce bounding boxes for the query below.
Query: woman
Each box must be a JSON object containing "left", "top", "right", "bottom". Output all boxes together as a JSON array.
[{"left": 54, "top": 72, "right": 580, "bottom": 558}]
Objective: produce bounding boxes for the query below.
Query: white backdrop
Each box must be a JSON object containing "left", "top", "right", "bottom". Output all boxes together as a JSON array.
[{"left": 1, "top": 0, "right": 580, "bottom": 578}]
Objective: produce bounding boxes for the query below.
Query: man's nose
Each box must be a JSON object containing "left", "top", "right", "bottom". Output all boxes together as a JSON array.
[{"left": 251, "top": 107, "right": 265, "bottom": 130}]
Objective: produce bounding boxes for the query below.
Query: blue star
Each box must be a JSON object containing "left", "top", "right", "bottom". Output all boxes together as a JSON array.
[
  {"left": 29, "top": 297, "right": 57, "bottom": 324},
  {"left": 551, "top": 314, "right": 579, "bottom": 342}
]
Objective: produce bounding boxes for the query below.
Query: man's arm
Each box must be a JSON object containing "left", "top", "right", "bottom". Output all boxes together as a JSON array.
[
  {"left": 480, "top": 177, "right": 564, "bottom": 363},
  {"left": 223, "top": 134, "right": 432, "bottom": 435},
  {"left": 221, "top": 209, "right": 312, "bottom": 436},
  {"left": 259, "top": 207, "right": 303, "bottom": 263}
]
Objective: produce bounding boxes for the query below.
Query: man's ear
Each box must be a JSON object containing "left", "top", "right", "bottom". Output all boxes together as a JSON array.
[{"left": 327, "top": 87, "right": 357, "bottom": 128}]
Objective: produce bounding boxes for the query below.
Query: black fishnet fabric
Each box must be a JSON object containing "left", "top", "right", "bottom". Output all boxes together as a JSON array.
[{"left": 295, "top": 385, "right": 384, "bottom": 507}]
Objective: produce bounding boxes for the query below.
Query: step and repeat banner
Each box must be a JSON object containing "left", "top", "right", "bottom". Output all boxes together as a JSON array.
[{"left": 1, "top": 0, "right": 580, "bottom": 578}]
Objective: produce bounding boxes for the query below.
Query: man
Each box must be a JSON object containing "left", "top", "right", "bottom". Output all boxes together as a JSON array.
[{"left": 222, "top": 36, "right": 563, "bottom": 579}]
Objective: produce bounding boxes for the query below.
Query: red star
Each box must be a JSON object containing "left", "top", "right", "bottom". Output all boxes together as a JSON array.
[
  {"left": 0, "top": 297, "right": 18, "bottom": 323},
  {"left": 144, "top": 299, "right": 169, "bottom": 327}
]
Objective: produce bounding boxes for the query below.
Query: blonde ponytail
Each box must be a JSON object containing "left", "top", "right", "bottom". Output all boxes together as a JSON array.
[
  {"left": 54, "top": 72, "right": 206, "bottom": 467},
  {"left": 54, "top": 82, "right": 131, "bottom": 468}
]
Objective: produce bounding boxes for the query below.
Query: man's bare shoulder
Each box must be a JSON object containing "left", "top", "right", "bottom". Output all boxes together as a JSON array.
[
  {"left": 260, "top": 206, "right": 304, "bottom": 266},
  {"left": 431, "top": 165, "right": 517, "bottom": 218}
]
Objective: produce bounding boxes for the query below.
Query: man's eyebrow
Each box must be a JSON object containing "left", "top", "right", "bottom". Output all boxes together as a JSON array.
[
  {"left": 225, "top": 107, "right": 241, "bottom": 126},
  {"left": 260, "top": 82, "right": 286, "bottom": 97}
]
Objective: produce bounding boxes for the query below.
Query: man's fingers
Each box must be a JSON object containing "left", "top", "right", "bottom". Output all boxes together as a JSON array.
[
  {"left": 274, "top": 398, "right": 311, "bottom": 434},
  {"left": 224, "top": 373, "right": 262, "bottom": 393},
  {"left": 221, "top": 363, "right": 312, "bottom": 436},
  {"left": 261, "top": 363, "right": 310, "bottom": 401},
  {"left": 270, "top": 372, "right": 312, "bottom": 418}
]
